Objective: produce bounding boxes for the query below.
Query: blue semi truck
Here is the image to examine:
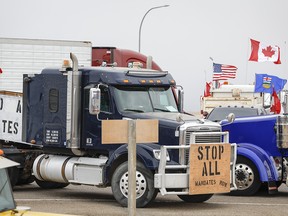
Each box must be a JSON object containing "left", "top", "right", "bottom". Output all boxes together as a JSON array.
[{"left": 221, "top": 114, "right": 288, "bottom": 196}]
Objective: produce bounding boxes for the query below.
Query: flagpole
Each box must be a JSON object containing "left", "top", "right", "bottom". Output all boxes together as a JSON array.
[
  {"left": 215, "top": 80, "right": 219, "bottom": 89},
  {"left": 245, "top": 37, "right": 250, "bottom": 84},
  {"left": 285, "top": 41, "right": 287, "bottom": 78},
  {"left": 247, "top": 38, "right": 257, "bottom": 99},
  {"left": 209, "top": 57, "right": 219, "bottom": 89}
]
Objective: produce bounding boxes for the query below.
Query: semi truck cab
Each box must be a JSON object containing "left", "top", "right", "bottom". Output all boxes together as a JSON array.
[{"left": 22, "top": 54, "right": 236, "bottom": 207}]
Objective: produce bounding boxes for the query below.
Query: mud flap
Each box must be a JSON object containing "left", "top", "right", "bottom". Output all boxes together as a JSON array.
[{"left": 268, "top": 181, "right": 278, "bottom": 195}]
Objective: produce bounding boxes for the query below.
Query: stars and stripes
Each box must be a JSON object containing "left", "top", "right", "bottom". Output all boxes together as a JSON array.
[{"left": 213, "top": 63, "right": 237, "bottom": 81}]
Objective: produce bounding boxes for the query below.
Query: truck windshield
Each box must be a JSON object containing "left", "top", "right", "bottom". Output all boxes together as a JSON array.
[{"left": 113, "top": 86, "right": 178, "bottom": 113}]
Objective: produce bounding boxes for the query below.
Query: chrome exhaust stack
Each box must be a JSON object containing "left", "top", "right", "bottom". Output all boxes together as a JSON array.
[
  {"left": 67, "top": 53, "right": 85, "bottom": 156},
  {"left": 146, "top": 55, "right": 152, "bottom": 69}
]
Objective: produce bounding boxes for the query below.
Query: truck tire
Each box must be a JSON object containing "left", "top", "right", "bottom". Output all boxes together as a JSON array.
[
  {"left": 230, "top": 156, "right": 261, "bottom": 196},
  {"left": 177, "top": 194, "right": 213, "bottom": 203},
  {"left": 111, "top": 161, "right": 158, "bottom": 208},
  {"left": 35, "top": 179, "right": 69, "bottom": 189},
  {"left": 17, "top": 176, "right": 35, "bottom": 185}
]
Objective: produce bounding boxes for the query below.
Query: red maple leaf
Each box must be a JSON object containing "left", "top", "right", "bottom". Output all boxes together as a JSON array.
[{"left": 262, "top": 46, "right": 275, "bottom": 57}]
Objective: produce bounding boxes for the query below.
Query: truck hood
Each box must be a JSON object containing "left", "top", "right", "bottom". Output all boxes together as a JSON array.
[
  {"left": 121, "top": 112, "right": 221, "bottom": 147},
  {"left": 123, "top": 112, "right": 195, "bottom": 122},
  {"left": 122, "top": 112, "right": 220, "bottom": 128}
]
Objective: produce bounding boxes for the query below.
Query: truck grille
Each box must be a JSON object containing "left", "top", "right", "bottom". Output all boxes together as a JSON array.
[
  {"left": 184, "top": 128, "right": 222, "bottom": 164},
  {"left": 185, "top": 129, "right": 222, "bottom": 145}
]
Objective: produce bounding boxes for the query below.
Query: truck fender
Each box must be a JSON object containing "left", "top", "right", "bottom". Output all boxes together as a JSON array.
[
  {"left": 237, "top": 143, "right": 278, "bottom": 182},
  {"left": 104, "top": 143, "right": 161, "bottom": 184}
]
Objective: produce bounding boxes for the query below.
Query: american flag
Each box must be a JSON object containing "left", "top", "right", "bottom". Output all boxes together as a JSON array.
[{"left": 213, "top": 63, "right": 237, "bottom": 80}]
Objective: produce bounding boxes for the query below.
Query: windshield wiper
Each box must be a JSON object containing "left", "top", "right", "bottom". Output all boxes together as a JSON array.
[
  {"left": 154, "top": 107, "right": 170, "bottom": 112},
  {"left": 123, "top": 109, "right": 144, "bottom": 113}
]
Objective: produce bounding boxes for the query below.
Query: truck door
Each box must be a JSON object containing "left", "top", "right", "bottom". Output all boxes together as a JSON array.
[{"left": 82, "top": 85, "right": 117, "bottom": 151}]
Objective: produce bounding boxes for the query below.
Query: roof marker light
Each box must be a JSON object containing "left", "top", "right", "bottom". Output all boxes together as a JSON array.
[
  {"left": 60, "top": 59, "right": 72, "bottom": 72},
  {"left": 169, "top": 80, "right": 175, "bottom": 84}
]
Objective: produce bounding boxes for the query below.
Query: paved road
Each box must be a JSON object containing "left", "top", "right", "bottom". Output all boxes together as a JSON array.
[{"left": 13, "top": 182, "right": 288, "bottom": 216}]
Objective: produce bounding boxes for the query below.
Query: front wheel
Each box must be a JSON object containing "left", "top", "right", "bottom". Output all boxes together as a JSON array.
[
  {"left": 177, "top": 194, "right": 213, "bottom": 203},
  {"left": 230, "top": 156, "right": 261, "bottom": 196},
  {"left": 111, "top": 161, "right": 158, "bottom": 208}
]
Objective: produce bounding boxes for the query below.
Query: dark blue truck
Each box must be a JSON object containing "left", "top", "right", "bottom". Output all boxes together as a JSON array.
[{"left": 7, "top": 53, "right": 237, "bottom": 207}]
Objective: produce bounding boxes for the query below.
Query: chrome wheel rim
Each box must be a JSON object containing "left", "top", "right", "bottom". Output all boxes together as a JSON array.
[
  {"left": 119, "top": 171, "right": 147, "bottom": 199},
  {"left": 235, "top": 163, "right": 254, "bottom": 190}
]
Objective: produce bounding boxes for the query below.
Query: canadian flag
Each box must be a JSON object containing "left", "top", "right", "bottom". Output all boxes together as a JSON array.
[
  {"left": 204, "top": 82, "right": 212, "bottom": 97},
  {"left": 249, "top": 39, "right": 281, "bottom": 64},
  {"left": 270, "top": 88, "right": 281, "bottom": 114}
]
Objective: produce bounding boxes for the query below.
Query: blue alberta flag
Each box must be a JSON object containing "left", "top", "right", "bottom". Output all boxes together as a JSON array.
[{"left": 254, "top": 73, "right": 287, "bottom": 93}]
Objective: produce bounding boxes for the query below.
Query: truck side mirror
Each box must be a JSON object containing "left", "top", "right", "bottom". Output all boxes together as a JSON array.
[
  {"left": 219, "top": 113, "right": 235, "bottom": 126},
  {"left": 226, "top": 113, "right": 235, "bottom": 123},
  {"left": 89, "top": 88, "right": 101, "bottom": 115}
]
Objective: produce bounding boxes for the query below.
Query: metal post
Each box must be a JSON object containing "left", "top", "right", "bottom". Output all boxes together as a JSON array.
[
  {"left": 138, "top": 5, "right": 169, "bottom": 53},
  {"left": 128, "top": 120, "right": 136, "bottom": 216}
]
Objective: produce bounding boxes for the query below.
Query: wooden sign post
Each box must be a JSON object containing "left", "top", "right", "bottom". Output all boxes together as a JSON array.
[{"left": 102, "top": 119, "right": 158, "bottom": 216}]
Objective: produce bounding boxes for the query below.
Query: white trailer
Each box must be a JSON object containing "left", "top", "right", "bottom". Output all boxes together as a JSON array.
[
  {"left": 0, "top": 37, "right": 92, "bottom": 93},
  {"left": 0, "top": 38, "right": 92, "bottom": 186},
  {"left": 0, "top": 38, "right": 92, "bottom": 142},
  {"left": 201, "top": 84, "right": 269, "bottom": 114}
]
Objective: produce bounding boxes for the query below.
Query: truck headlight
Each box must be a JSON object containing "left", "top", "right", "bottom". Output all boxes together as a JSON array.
[{"left": 153, "top": 149, "right": 170, "bottom": 161}]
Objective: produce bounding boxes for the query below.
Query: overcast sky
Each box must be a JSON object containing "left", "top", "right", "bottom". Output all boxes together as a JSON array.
[{"left": 1, "top": 0, "right": 288, "bottom": 112}]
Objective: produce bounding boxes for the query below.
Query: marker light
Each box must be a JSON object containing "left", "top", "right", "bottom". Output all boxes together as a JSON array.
[
  {"left": 62, "top": 60, "right": 71, "bottom": 68},
  {"left": 139, "top": 80, "right": 146, "bottom": 84},
  {"left": 60, "top": 59, "right": 72, "bottom": 71},
  {"left": 169, "top": 80, "right": 175, "bottom": 84}
]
